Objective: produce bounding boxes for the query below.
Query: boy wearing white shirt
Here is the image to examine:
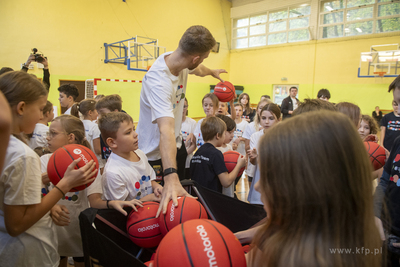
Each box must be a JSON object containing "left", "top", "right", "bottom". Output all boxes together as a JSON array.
[
  {"left": 58, "top": 84, "right": 79, "bottom": 115},
  {"left": 98, "top": 112, "right": 163, "bottom": 201},
  {"left": 29, "top": 100, "right": 54, "bottom": 149}
]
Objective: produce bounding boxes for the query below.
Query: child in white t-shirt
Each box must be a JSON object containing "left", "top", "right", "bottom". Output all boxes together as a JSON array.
[
  {"left": 216, "top": 114, "right": 237, "bottom": 197},
  {"left": 98, "top": 112, "right": 163, "bottom": 202},
  {"left": 42, "top": 114, "right": 141, "bottom": 267},
  {"left": 0, "top": 71, "right": 95, "bottom": 267},
  {"left": 231, "top": 103, "right": 248, "bottom": 155},
  {"left": 242, "top": 99, "right": 270, "bottom": 187},
  {"left": 181, "top": 98, "right": 197, "bottom": 179},
  {"left": 247, "top": 103, "right": 281, "bottom": 204},
  {"left": 194, "top": 93, "right": 219, "bottom": 149},
  {"left": 29, "top": 100, "right": 54, "bottom": 150},
  {"left": 72, "top": 99, "right": 104, "bottom": 170}
]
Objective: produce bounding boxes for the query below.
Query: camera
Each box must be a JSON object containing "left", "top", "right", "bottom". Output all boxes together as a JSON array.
[{"left": 32, "top": 48, "right": 46, "bottom": 63}]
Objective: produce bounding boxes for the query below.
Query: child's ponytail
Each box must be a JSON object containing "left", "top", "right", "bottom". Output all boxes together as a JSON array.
[
  {"left": 70, "top": 103, "right": 80, "bottom": 119},
  {"left": 77, "top": 99, "right": 96, "bottom": 117}
]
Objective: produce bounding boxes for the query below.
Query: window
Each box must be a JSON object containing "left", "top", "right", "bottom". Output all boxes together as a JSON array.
[
  {"left": 320, "top": 0, "right": 400, "bottom": 38},
  {"left": 232, "top": 3, "right": 311, "bottom": 49}
]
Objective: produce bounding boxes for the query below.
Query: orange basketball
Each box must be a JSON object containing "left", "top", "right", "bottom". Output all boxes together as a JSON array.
[
  {"left": 154, "top": 219, "right": 246, "bottom": 267},
  {"left": 127, "top": 202, "right": 163, "bottom": 248},
  {"left": 47, "top": 144, "right": 98, "bottom": 192},
  {"left": 214, "top": 81, "right": 235, "bottom": 102},
  {"left": 159, "top": 197, "right": 208, "bottom": 236},
  {"left": 223, "top": 151, "right": 245, "bottom": 177},
  {"left": 364, "top": 141, "right": 386, "bottom": 170}
]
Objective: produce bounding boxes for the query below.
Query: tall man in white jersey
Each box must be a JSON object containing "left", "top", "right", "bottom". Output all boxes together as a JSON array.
[{"left": 137, "top": 25, "right": 227, "bottom": 216}]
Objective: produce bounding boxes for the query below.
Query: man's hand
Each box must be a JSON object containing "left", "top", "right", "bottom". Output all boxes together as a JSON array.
[
  {"left": 211, "top": 69, "right": 228, "bottom": 82},
  {"left": 156, "top": 173, "right": 194, "bottom": 217},
  {"left": 24, "top": 54, "right": 35, "bottom": 67},
  {"left": 41, "top": 57, "right": 49, "bottom": 69}
]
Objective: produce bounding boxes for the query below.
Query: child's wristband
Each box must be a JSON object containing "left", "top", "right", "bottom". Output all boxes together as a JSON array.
[
  {"left": 54, "top": 185, "right": 65, "bottom": 198},
  {"left": 106, "top": 200, "right": 110, "bottom": 209}
]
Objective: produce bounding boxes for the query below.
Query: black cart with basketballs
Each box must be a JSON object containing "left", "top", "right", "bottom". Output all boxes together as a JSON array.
[{"left": 79, "top": 180, "right": 266, "bottom": 266}]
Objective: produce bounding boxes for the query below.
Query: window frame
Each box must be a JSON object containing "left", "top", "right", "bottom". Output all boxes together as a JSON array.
[
  {"left": 232, "top": 3, "right": 312, "bottom": 49},
  {"left": 318, "top": 0, "right": 400, "bottom": 39}
]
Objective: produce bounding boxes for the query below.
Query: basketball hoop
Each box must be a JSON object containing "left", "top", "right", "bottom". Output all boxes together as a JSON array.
[
  {"left": 374, "top": 71, "right": 387, "bottom": 77},
  {"left": 374, "top": 71, "right": 387, "bottom": 83}
]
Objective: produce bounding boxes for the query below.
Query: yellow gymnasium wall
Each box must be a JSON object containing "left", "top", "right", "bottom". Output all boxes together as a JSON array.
[
  {"left": 1, "top": 1, "right": 399, "bottom": 119},
  {"left": 230, "top": 35, "right": 400, "bottom": 114},
  {"left": 0, "top": 0, "right": 232, "bottom": 120}
]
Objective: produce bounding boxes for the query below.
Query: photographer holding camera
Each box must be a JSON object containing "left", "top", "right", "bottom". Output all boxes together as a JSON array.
[{"left": 21, "top": 49, "right": 50, "bottom": 91}]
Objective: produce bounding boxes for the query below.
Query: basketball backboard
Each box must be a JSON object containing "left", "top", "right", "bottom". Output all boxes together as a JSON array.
[
  {"left": 104, "top": 36, "right": 166, "bottom": 72},
  {"left": 359, "top": 44, "right": 400, "bottom": 78}
]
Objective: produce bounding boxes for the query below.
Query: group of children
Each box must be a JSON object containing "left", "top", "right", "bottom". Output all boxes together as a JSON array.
[{"left": 1, "top": 67, "right": 400, "bottom": 266}]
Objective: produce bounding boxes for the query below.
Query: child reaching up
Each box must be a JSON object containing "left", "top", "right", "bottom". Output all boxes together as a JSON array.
[
  {"left": 98, "top": 112, "right": 163, "bottom": 202},
  {"left": 190, "top": 116, "right": 246, "bottom": 194},
  {"left": 247, "top": 103, "right": 281, "bottom": 205},
  {"left": 194, "top": 93, "right": 219, "bottom": 148},
  {"left": 246, "top": 111, "right": 381, "bottom": 267},
  {"left": 0, "top": 71, "right": 96, "bottom": 267}
]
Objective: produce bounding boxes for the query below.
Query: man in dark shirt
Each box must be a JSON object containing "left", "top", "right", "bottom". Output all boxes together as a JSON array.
[
  {"left": 380, "top": 100, "right": 400, "bottom": 151},
  {"left": 280, "top": 86, "right": 299, "bottom": 120}
]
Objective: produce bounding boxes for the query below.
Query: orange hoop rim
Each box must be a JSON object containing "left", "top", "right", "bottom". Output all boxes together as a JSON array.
[{"left": 374, "top": 72, "right": 387, "bottom": 77}]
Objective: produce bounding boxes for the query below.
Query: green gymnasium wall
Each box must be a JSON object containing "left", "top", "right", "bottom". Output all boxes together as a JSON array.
[{"left": 1, "top": 1, "right": 399, "bottom": 119}]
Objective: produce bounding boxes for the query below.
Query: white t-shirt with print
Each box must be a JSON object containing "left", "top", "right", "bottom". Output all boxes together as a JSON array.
[
  {"left": 247, "top": 130, "right": 264, "bottom": 205},
  {"left": 181, "top": 117, "right": 197, "bottom": 168},
  {"left": 194, "top": 118, "right": 205, "bottom": 149},
  {"left": 29, "top": 123, "right": 49, "bottom": 150},
  {"left": 230, "top": 119, "right": 248, "bottom": 155},
  {"left": 0, "top": 136, "right": 59, "bottom": 267},
  {"left": 137, "top": 52, "right": 193, "bottom": 161},
  {"left": 102, "top": 150, "right": 156, "bottom": 201},
  {"left": 40, "top": 153, "right": 90, "bottom": 257},
  {"left": 82, "top": 120, "right": 103, "bottom": 168}
]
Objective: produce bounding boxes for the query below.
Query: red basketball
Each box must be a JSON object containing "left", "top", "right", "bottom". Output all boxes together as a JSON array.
[
  {"left": 223, "top": 151, "right": 245, "bottom": 177},
  {"left": 127, "top": 202, "right": 163, "bottom": 248},
  {"left": 159, "top": 197, "right": 208, "bottom": 236},
  {"left": 47, "top": 144, "right": 99, "bottom": 192},
  {"left": 214, "top": 81, "right": 235, "bottom": 102},
  {"left": 154, "top": 219, "right": 246, "bottom": 267},
  {"left": 364, "top": 141, "right": 386, "bottom": 170}
]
